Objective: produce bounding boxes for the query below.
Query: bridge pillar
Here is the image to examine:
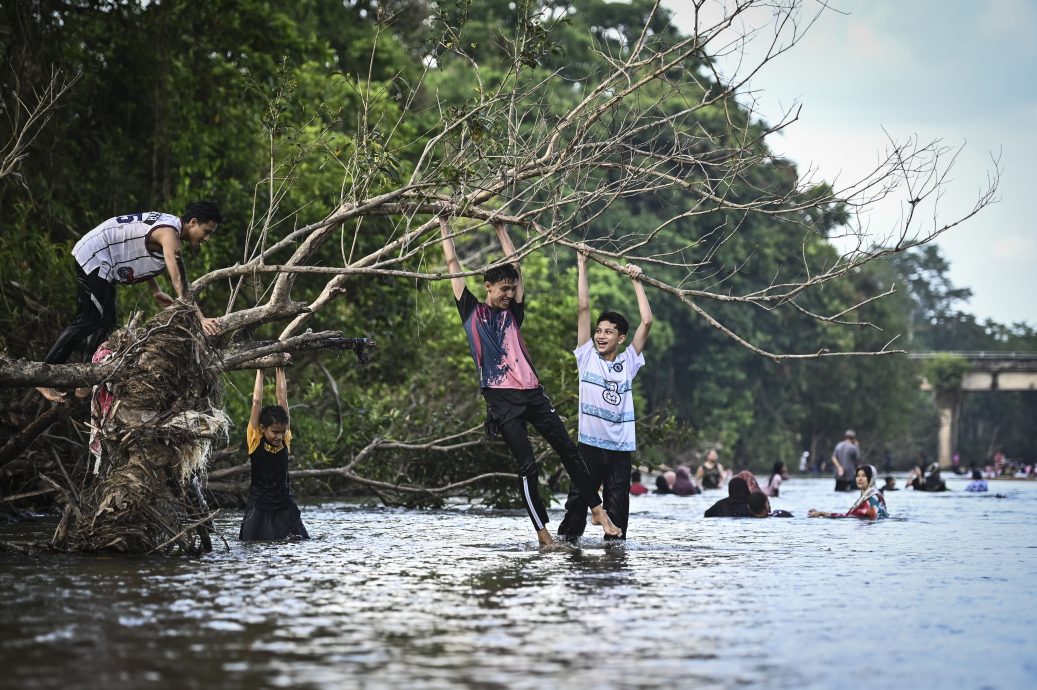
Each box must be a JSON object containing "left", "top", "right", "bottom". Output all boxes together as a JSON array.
[{"left": 937, "top": 400, "right": 954, "bottom": 469}]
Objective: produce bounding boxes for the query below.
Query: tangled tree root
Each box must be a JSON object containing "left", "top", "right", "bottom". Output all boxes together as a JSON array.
[{"left": 54, "top": 305, "right": 227, "bottom": 556}]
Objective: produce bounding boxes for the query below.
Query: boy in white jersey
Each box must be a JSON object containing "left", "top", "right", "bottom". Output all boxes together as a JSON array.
[
  {"left": 438, "top": 217, "right": 621, "bottom": 548},
  {"left": 557, "top": 248, "right": 652, "bottom": 543},
  {"left": 36, "top": 201, "right": 223, "bottom": 402}
]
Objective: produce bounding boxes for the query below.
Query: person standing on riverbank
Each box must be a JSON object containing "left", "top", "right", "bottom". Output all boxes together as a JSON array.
[
  {"left": 437, "top": 218, "right": 621, "bottom": 548},
  {"left": 831, "top": 430, "right": 860, "bottom": 492},
  {"left": 557, "top": 248, "right": 652, "bottom": 543}
]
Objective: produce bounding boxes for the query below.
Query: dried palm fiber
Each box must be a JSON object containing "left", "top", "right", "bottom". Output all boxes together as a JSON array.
[{"left": 55, "top": 304, "right": 228, "bottom": 555}]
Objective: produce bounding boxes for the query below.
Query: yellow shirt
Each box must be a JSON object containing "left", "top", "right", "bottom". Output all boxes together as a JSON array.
[{"left": 246, "top": 422, "right": 292, "bottom": 455}]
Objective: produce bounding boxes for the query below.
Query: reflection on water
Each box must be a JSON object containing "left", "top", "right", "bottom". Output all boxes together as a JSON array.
[{"left": 2, "top": 477, "right": 1035, "bottom": 690}]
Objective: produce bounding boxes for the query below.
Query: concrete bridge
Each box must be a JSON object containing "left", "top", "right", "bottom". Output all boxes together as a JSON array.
[{"left": 909, "top": 351, "right": 1037, "bottom": 467}]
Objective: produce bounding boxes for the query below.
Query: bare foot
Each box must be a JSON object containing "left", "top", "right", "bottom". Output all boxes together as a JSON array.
[
  {"left": 36, "top": 387, "right": 67, "bottom": 403},
  {"left": 540, "top": 541, "right": 575, "bottom": 553},
  {"left": 591, "top": 506, "right": 623, "bottom": 538}
]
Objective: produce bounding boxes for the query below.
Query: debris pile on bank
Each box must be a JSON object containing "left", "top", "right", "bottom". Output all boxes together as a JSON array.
[{"left": 55, "top": 305, "right": 227, "bottom": 555}]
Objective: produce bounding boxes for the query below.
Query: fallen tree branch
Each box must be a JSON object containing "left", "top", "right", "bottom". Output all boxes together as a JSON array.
[{"left": 0, "top": 407, "right": 69, "bottom": 468}]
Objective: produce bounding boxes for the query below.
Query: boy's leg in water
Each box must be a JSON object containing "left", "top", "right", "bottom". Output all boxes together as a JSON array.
[
  {"left": 485, "top": 390, "right": 554, "bottom": 546},
  {"left": 524, "top": 390, "right": 622, "bottom": 538},
  {"left": 556, "top": 484, "right": 588, "bottom": 543},
  {"left": 556, "top": 445, "right": 606, "bottom": 542},
  {"left": 600, "top": 449, "right": 632, "bottom": 541}
]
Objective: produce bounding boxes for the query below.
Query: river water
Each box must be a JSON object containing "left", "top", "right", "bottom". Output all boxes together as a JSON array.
[{"left": 1, "top": 475, "right": 1035, "bottom": 690}]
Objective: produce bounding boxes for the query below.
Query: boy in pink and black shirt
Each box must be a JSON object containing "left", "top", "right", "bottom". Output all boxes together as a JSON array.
[
  {"left": 455, "top": 286, "right": 539, "bottom": 389},
  {"left": 439, "top": 218, "right": 621, "bottom": 548}
]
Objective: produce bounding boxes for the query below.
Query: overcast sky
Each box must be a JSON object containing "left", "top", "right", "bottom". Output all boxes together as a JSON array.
[{"left": 665, "top": 0, "right": 1036, "bottom": 327}]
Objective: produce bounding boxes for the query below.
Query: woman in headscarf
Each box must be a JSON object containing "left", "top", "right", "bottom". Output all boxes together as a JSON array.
[
  {"left": 736, "top": 470, "right": 763, "bottom": 494},
  {"left": 672, "top": 466, "right": 701, "bottom": 496},
  {"left": 703, "top": 476, "right": 753, "bottom": 517},
  {"left": 808, "top": 464, "right": 888, "bottom": 520}
]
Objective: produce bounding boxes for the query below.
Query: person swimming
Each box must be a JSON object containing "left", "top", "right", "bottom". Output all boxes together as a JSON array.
[
  {"left": 703, "top": 477, "right": 752, "bottom": 517},
  {"left": 808, "top": 464, "right": 888, "bottom": 520},
  {"left": 672, "top": 466, "right": 700, "bottom": 496}
]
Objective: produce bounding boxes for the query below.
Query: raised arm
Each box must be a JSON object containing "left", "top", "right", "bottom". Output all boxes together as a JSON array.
[
  {"left": 438, "top": 217, "right": 467, "bottom": 301},
  {"left": 275, "top": 367, "right": 290, "bottom": 425},
  {"left": 152, "top": 226, "right": 220, "bottom": 336},
  {"left": 249, "top": 368, "right": 265, "bottom": 430},
  {"left": 624, "top": 263, "right": 653, "bottom": 354},
  {"left": 576, "top": 249, "right": 591, "bottom": 347},
  {"left": 493, "top": 222, "right": 523, "bottom": 303}
]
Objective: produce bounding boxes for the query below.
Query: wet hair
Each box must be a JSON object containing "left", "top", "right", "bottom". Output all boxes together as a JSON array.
[
  {"left": 483, "top": 263, "right": 519, "bottom": 285},
  {"left": 972, "top": 469, "right": 983, "bottom": 480},
  {"left": 856, "top": 465, "right": 874, "bottom": 481},
  {"left": 655, "top": 475, "right": 670, "bottom": 493},
  {"left": 596, "top": 311, "right": 630, "bottom": 335},
  {"left": 772, "top": 460, "right": 786, "bottom": 475},
  {"left": 182, "top": 200, "right": 223, "bottom": 225},
  {"left": 631, "top": 469, "right": 642, "bottom": 483},
  {"left": 258, "top": 404, "right": 289, "bottom": 427},
  {"left": 885, "top": 475, "right": 896, "bottom": 484},
  {"left": 748, "top": 492, "right": 769, "bottom": 515}
]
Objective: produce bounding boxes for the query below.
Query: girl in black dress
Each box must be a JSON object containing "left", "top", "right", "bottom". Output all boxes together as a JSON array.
[{"left": 239, "top": 368, "right": 309, "bottom": 541}]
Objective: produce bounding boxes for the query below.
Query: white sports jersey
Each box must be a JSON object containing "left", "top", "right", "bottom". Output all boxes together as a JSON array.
[
  {"left": 574, "top": 340, "right": 645, "bottom": 452},
  {"left": 72, "top": 212, "right": 181, "bottom": 284}
]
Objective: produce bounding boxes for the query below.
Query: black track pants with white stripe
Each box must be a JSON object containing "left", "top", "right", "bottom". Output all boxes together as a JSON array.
[
  {"left": 483, "top": 387, "right": 602, "bottom": 532},
  {"left": 45, "top": 263, "right": 117, "bottom": 364}
]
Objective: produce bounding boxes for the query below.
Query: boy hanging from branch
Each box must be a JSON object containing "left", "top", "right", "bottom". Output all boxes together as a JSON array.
[
  {"left": 438, "top": 217, "right": 621, "bottom": 548},
  {"left": 557, "top": 246, "right": 652, "bottom": 543}
]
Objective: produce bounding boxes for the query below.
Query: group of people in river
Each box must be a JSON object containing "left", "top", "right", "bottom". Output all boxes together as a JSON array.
[
  {"left": 38, "top": 203, "right": 1019, "bottom": 548},
  {"left": 34, "top": 206, "right": 659, "bottom": 547},
  {"left": 640, "top": 457, "right": 888, "bottom": 520}
]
